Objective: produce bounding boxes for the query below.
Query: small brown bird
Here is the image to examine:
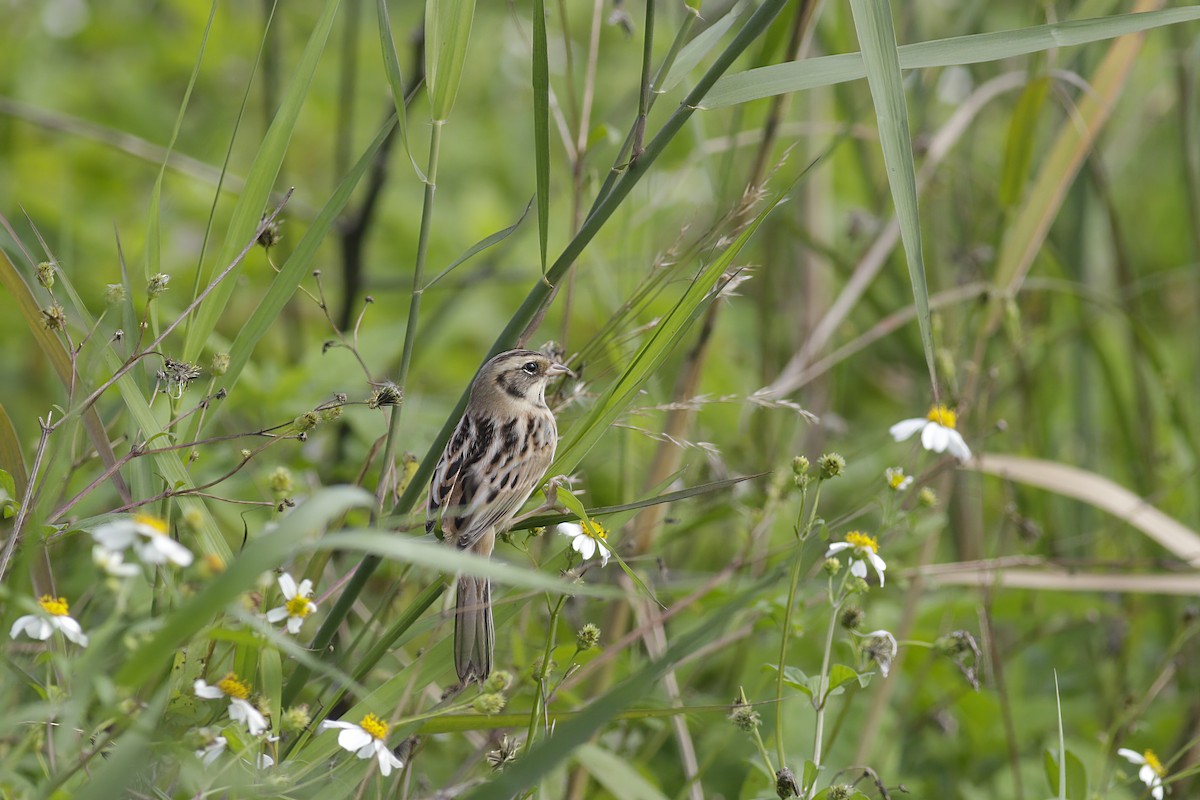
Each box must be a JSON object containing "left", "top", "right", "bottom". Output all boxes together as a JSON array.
[{"left": 427, "top": 349, "right": 572, "bottom": 683}]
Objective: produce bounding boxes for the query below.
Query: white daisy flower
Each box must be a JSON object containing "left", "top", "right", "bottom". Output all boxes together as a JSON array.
[
  {"left": 557, "top": 521, "right": 611, "bottom": 567},
  {"left": 825, "top": 531, "right": 887, "bottom": 587},
  {"left": 91, "top": 513, "right": 193, "bottom": 567},
  {"left": 265, "top": 573, "right": 318, "bottom": 635},
  {"left": 889, "top": 405, "right": 972, "bottom": 462},
  {"left": 194, "top": 673, "right": 269, "bottom": 736},
  {"left": 1118, "top": 748, "right": 1166, "bottom": 800},
  {"left": 195, "top": 734, "right": 227, "bottom": 766},
  {"left": 319, "top": 713, "right": 404, "bottom": 777},
  {"left": 10, "top": 596, "right": 89, "bottom": 647},
  {"left": 93, "top": 545, "right": 140, "bottom": 577},
  {"left": 884, "top": 467, "right": 913, "bottom": 492},
  {"left": 859, "top": 629, "right": 898, "bottom": 678}
]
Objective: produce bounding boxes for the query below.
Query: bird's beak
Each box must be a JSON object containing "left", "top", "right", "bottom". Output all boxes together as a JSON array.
[{"left": 546, "top": 361, "right": 574, "bottom": 378}]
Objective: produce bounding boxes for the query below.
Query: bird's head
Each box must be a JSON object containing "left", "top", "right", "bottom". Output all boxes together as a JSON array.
[{"left": 473, "top": 349, "right": 573, "bottom": 409}]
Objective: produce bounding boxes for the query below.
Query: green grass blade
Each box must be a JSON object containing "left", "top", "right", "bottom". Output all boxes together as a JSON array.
[
  {"left": 848, "top": 0, "right": 937, "bottom": 391},
  {"left": 576, "top": 743, "right": 672, "bottom": 800},
  {"left": 660, "top": 3, "right": 741, "bottom": 92},
  {"left": 217, "top": 115, "right": 397, "bottom": 396},
  {"left": 532, "top": 0, "right": 550, "bottom": 273},
  {"left": 998, "top": 75, "right": 1050, "bottom": 209},
  {"left": 426, "top": 0, "right": 477, "bottom": 122},
  {"left": 423, "top": 197, "right": 533, "bottom": 290},
  {"left": 114, "top": 486, "right": 372, "bottom": 689},
  {"left": 144, "top": 0, "right": 217, "bottom": 339},
  {"left": 375, "top": 0, "right": 426, "bottom": 181},
  {"left": 702, "top": 7, "right": 1200, "bottom": 108},
  {"left": 551, "top": 198, "right": 780, "bottom": 477},
  {"left": 0, "top": 403, "right": 25, "bottom": 495},
  {"left": 310, "top": 531, "right": 621, "bottom": 597},
  {"left": 182, "top": 0, "right": 342, "bottom": 363}
]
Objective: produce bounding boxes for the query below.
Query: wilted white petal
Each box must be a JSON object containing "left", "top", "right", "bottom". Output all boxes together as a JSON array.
[
  {"left": 889, "top": 418, "right": 927, "bottom": 443},
  {"left": 921, "top": 423, "right": 950, "bottom": 454},
  {"left": 194, "top": 679, "right": 225, "bottom": 699},
  {"left": 229, "top": 698, "right": 268, "bottom": 736},
  {"left": 10, "top": 615, "right": 52, "bottom": 641}
]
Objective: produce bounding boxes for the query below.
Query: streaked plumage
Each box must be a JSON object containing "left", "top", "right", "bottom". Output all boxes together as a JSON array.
[{"left": 427, "top": 349, "right": 571, "bottom": 683}]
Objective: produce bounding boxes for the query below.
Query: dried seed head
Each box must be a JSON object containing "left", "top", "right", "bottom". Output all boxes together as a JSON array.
[
  {"left": 257, "top": 215, "right": 283, "bottom": 250},
  {"left": 840, "top": 606, "right": 864, "bottom": 630},
  {"left": 369, "top": 383, "right": 402, "bottom": 409},
  {"left": 486, "top": 734, "right": 519, "bottom": 771}
]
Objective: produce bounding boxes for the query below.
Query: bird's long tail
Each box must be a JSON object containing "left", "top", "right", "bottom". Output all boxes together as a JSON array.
[{"left": 454, "top": 575, "right": 493, "bottom": 684}]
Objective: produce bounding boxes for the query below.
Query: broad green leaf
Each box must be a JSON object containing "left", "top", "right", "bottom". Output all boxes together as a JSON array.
[
  {"left": 576, "top": 743, "right": 671, "bottom": 800},
  {"left": 702, "top": 7, "right": 1200, "bottom": 108},
  {"left": 310, "top": 531, "right": 621, "bottom": 597},
  {"left": 426, "top": 0, "right": 477, "bottom": 122},
  {"left": 826, "top": 663, "right": 872, "bottom": 696},
  {"left": 849, "top": 0, "right": 937, "bottom": 391},
  {"left": 114, "top": 487, "right": 372, "bottom": 689},
  {"left": 183, "top": 0, "right": 341, "bottom": 363},
  {"left": 1043, "top": 748, "right": 1088, "bottom": 800},
  {"left": 532, "top": 0, "right": 549, "bottom": 273}
]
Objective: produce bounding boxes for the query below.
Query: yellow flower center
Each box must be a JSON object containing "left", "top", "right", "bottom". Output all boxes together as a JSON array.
[
  {"left": 845, "top": 531, "right": 879, "bottom": 553},
  {"left": 38, "top": 596, "right": 70, "bottom": 616},
  {"left": 886, "top": 469, "right": 907, "bottom": 490},
  {"left": 1143, "top": 750, "right": 1165, "bottom": 777},
  {"left": 216, "top": 672, "right": 251, "bottom": 700},
  {"left": 134, "top": 513, "right": 169, "bottom": 536},
  {"left": 286, "top": 594, "right": 314, "bottom": 618},
  {"left": 926, "top": 405, "right": 957, "bottom": 429},
  {"left": 360, "top": 713, "right": 389, "bottom": 740},
  {"left": 584, "top": 521, "right": 608, "bottom": 541}
]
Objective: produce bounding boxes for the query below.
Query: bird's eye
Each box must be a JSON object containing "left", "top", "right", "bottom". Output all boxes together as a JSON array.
[{"left": 522, "top": 361, "right": 539, "bottom": 375}]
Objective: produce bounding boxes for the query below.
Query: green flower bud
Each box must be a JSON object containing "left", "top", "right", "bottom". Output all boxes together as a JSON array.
[
  {"left": 293, "top": 411, "right": 319, "bottom": 432},
  {"left": 576, "top": 623, "right": 601, "bottom": 651},
  {"left": 210, "top": 351, "right": 230, "bottom": 376},
  {"left": 791, "top": 455, "right": 809, "bottom": 476},
  {"left": 104, "top": 284, "right": 126, "bottom": 304},
  {"left": 281, "top": 704, "right": 311, "bottom": 734},
  {"left": 482, "top": 670, "right": 514, "bottom": 694},
  {"left": 268, "top": 466, "right": 294, "bottom": 497},
  {"left": 473, "top": 692, "right": 507, "bottom": 715},
  {"left": 822, "top": 557, "right": 842, "bottom": 576},
  {"left": 818, "top": 452, "right": 846, "bottom": 479},
  {"left": 146, "top": 273, "right": 170, "bottom": 297},
  {"left": 36, "top": 262, "right": 55, "bottom": 289}
]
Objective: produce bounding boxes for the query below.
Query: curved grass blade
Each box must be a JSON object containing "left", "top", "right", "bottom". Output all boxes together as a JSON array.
[
  {"left": 183, "top": 0, "right": 342, "bottom": 363},
  {"left": 309, "top": 531, "right": 621, "bottom": 597},
  {"left": 660, "top": 2, "right": 741, "bottom": 93},
  {"left": 423, "top": 197, "right": 533, "bottom": 290},
  {"left": 375, "top": 0, "right": 426, "bottom": 182},
  {"left": 848, "top": 0, "right": 936, "bottom": 392},
  {"left": 702, "top": 7, "right": 1200, "bottom": 108}
]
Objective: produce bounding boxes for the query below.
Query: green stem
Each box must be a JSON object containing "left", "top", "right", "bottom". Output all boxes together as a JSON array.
[
  {"left": 524, "top": 594, "right": 567, "bottom": 755},
  {"left": 774, "top": 547, "right": 805, "bottom": 769},
  {"left": 808, "top": 598, "right": 842, "bottom": 798},
  {"left": 283, "top": 119, "right": 444, "bottom": 707}
]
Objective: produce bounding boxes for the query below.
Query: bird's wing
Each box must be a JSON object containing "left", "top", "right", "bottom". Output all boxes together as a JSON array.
[
  {"left": 426, "top": 412, "right": 477, "bottom": 538},
  {"left": 431, "top": 414, "right": 556, "bottom": 551}
]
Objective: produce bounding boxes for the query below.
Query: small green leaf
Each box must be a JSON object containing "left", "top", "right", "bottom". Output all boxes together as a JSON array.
[
  {"left": 1044, "top": 748, "right": 1088, "bottom": 800},
  {"left": 999, "top": 76, "right": 1050, "bottom": 207}
]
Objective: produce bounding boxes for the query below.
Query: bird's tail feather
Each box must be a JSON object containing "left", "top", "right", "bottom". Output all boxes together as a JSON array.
[{"left": 454, "top": 575, "right": 493, "bottom": 684}]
